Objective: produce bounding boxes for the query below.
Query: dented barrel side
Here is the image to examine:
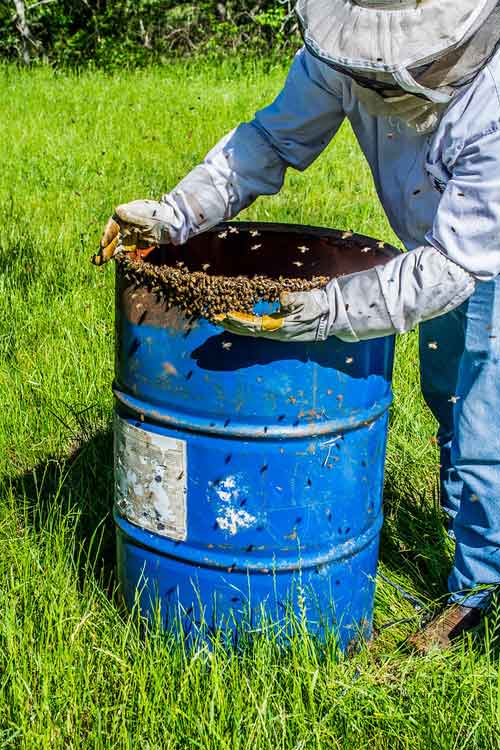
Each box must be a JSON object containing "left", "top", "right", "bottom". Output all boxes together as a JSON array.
[{"left": 113, "top": 223, "right": 396, "bottom": 649}]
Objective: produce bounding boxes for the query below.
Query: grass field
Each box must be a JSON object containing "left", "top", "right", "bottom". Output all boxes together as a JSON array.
[{"left": 0, "top": 59, "right": 499, "bottom": 748}]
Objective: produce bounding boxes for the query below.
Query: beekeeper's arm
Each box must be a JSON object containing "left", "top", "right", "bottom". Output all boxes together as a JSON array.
[
  {"left": 219, "top": 130, "right": 500, "bottom": 341},
  {"left": 96, "top": 48, "right": 345, "bottom": 262}
]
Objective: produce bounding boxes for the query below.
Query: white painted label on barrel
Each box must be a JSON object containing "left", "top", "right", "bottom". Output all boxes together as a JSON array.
[{"left": 114, "top": 415, "right": 187, "bottom": 541}]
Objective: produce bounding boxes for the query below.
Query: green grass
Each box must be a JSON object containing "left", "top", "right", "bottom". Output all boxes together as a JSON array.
[{"left": 0, "top": 59, "right": 499, "bottom": 748}]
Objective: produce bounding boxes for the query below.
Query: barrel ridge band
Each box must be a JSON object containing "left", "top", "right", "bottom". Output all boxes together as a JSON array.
[
  {"left": 114, "top": 509, "right": 383, "bottom": 573},
  {"left": 113, "top": 385, "right": 392, "bottom": 440}
]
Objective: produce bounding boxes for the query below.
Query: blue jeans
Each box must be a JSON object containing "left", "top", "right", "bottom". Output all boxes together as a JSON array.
[{"left": 419, "top": 277, "right": 500, "bottom": 609}]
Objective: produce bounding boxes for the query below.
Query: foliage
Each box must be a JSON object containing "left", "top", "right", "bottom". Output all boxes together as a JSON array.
[{"left": 0, "top": 0, "right": 298, "bottom": 67}]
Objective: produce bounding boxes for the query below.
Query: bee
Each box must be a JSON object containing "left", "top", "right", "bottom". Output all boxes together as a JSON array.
[
  {"left": 341, "top": 231, "right": 353, "bottom": 239},
  {"left": 297, "top": 245, "right": 309, "bottom": 253},
  {"left": 428, "top": 341, "right": 438, "bottom": 350},
  {"left": 222, "top": 341, "right": 232, "bottom": 350},
  {"left": 202, "top": 263, "right": 211, "bottom": 271},
  {"left": 377, "top": 241, "right": 385, "bottom": 249},
  {"left": 292, "top": 261, "right": 303, "bottom": 268},
  {"left": 250, "top": 230, "right": 260, "bottom": 237},
  {"left": 448, "top": 395, "right": 460, "bottom": 404},
  {"left": 345, "top": 356, "right": 354, "bottom": 364},
  {"left": 229, "top": 226, "right": 239, "bottom": 234},
  {"left": 361, "top": 246, "right": 371, "bottom": 253},
  {"left": 250, "top": 244, "right": 262, "bottom": 251},
  {"left": 218, "top": 231, "right": 228, "bottom": 239}
]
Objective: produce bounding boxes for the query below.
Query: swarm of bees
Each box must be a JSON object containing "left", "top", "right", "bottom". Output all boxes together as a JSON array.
[
  {"left": 116, "top": 229, "right": 334, "bottom": 324},
  {"left": 115, "top": 227, "right": 387, "bottom": 324}
]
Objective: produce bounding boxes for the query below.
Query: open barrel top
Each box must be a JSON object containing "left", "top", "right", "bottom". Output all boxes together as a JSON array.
[{"left": 128, "top": 222, "right": 400, "bottom": 281}]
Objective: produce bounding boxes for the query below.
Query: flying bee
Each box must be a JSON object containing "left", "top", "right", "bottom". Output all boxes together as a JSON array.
[
  {"left": 202, "top": 263, "right": 211, "bottom": 271},
  {"left": 222, "top": 341, "right": 232, "bottom": 350},
  {"left": 250, "top": 230, "right": 260, "bottom": 237},
  {"left": 229, "top": 226, "right": 239, "bottom": 234},
  {"left": 297, "top": 245, "right": 309, "bottom": 253},
  {"left": 292, "top": 261, "right": 303, "bottom": 268},
  {"left": 342, "top": 231, "right": 353, "bottom": 239},
  {"left": 218, "top": 231, "right": 228, "bottom": 239},
  {"left": 361, "top": 246, "right": 371, "bottom": 253},
  {"left": 345, "top": 356, "right": 354, "bottom": 364},
  {"left": 250, "top": 244, "right": 262, "bottom": 251},
  {"left": 428, "top": 341, "right": 438, "bottom": 350}
]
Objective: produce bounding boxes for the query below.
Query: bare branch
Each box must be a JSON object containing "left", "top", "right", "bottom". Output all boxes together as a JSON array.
[{"left": 27, "top": 0, "right": 58, "bottom": 11}]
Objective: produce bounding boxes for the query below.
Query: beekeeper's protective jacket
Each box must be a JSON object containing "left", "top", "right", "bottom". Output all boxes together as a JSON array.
[{"left": 161, "top": 46, "right": 500, "bottom": 341}]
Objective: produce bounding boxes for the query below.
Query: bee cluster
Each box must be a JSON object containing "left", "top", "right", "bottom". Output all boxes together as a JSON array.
[{"left": 117, "top": 254, "right": 329, "bottom": 323}]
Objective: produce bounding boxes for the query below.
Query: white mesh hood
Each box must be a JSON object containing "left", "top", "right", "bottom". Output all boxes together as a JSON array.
[{"left": 295, "top": 0, "right": 498, "bottom": 72}]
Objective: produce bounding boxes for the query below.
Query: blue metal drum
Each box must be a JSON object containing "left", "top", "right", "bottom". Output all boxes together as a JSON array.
[{"left": 114, "top": 222, "right": 397, "bottom": 650}]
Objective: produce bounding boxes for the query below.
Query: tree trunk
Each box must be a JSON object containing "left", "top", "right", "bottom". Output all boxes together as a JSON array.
[{"left": 12, "top": 0, "right": 34, "bottom": 65}]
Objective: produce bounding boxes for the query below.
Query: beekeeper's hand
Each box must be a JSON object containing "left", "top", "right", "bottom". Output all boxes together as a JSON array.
[
  {"left": 93, "top": 200, "right": 177, "bottom": 265},
  {"left": 216, "top": 246, "right": 476, "bottom": 343},
  {"left": 215, "top": 290, "right": 330, "bottom": 342}
]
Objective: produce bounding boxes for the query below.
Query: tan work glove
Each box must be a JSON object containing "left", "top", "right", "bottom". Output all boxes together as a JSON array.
[{"left": 93, "top": 199, "right": 177, "bottom": 265}]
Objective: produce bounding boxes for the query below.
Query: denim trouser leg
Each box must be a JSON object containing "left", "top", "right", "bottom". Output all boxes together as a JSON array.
[
  {"left": 420, "top": 278, "right": 500, "bottom": 609},
  {"left": 419, "top": 304, "right": 467, "bottom": 520}
]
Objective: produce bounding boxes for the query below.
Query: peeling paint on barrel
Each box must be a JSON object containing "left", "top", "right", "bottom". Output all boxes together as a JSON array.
[{"left": 115, "top": 416, "right": 187, "bottom": 541}]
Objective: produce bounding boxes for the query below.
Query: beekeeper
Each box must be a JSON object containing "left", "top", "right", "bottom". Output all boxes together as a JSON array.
[{"left": 99, "top": 0, "right": 500, "bottom": 652}]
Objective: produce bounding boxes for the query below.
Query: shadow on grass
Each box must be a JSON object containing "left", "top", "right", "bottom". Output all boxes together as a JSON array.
[
  {"left": 4, "top": 429, "right": 117, "bottom": 595},
  {"left": 379, "top": 470, "right": 452, "bottom": 602}
]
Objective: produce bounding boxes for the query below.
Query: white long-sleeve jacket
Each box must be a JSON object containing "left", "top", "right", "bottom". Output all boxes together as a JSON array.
[{"left": 160, "top": 46, "right": 500, "bottom": 340}]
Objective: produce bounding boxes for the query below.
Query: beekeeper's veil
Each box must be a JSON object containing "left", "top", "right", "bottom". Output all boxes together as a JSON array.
[{"left": 295, "top": 0, "right": 500, "bottom": 132}]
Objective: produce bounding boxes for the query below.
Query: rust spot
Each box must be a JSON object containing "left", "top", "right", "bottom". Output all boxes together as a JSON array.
[{"left": 162, "top": 362, "right": 179, "bottom": 376}]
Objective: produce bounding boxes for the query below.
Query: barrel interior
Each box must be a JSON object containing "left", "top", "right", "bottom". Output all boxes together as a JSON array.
[{"left": 139, "top": 223, "right": 398, "bottom": 281}]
